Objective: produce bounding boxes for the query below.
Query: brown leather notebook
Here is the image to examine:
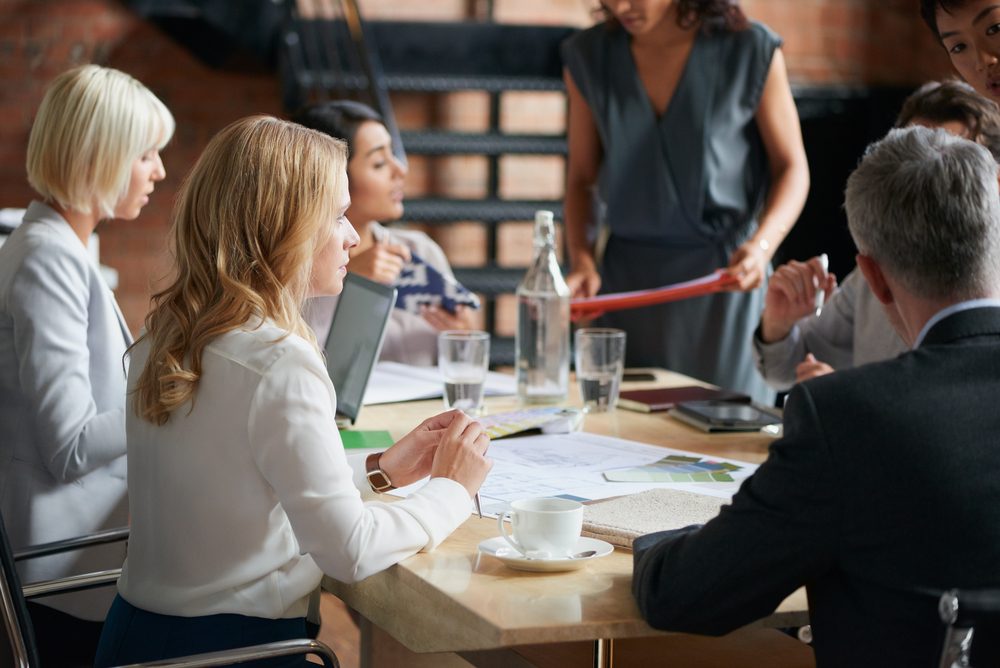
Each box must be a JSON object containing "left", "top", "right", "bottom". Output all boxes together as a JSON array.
[{"left": 616, "top": 386, "right": 750, "bottom": 413}]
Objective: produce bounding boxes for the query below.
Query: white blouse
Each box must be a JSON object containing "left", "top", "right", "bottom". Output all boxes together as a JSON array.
[{"left": 118, "top": 319, "right": 472, "bottom": 619}]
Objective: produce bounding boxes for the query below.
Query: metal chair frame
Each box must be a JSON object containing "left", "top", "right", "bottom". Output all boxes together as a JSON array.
[
  {"left": 0, "top": 519, "right": 339, "bottom": 668},
  {"left": 935, "top": 588, "right": 1000, "bottom": 668}
]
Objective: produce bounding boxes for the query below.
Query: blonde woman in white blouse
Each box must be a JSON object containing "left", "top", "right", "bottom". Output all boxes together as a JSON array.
[{"left": 95, "top": 116, "right": 491, "bottom": 666}]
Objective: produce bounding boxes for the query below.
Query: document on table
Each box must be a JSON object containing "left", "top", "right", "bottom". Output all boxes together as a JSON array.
[
  {"left": 388, "top": 431, "right": 758, "bottom": 517},
  {"left": 363, "top": 361, "right": 517, "bottom": 405}
]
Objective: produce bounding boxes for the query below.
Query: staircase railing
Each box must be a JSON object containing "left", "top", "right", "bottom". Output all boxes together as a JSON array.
[{"left": 281, "top": 0, "right": 406, "bottom": 165}]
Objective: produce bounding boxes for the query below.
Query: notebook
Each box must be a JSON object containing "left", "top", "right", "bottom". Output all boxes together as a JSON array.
[
  {"left": 323, "top": 273, "right": 397, "bottom": 428},
  {"left": 581, "top": 488, "right": 728, "bottom": 549},
  {"left": 616, "top": 386, "right": 750, "bottom": 413}
]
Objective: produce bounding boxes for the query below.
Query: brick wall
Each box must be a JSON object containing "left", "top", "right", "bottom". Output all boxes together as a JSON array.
[
  {"left": 0, "top": 0, "right": 953, "bottom": 333},
  {"left": 744, "top": 0, "right": 951, "bottom": 84}
]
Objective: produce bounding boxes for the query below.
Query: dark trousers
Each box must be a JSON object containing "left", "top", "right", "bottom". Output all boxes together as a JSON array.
[
  {"left": 27, "top": 601, "right": 103, "bottom": 667},
  {"left": 94, "top": 595, "right": 310, "bottom": 667}
]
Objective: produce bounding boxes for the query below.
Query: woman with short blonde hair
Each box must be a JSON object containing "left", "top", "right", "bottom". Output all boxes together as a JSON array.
[
  {"left": 27, "top": 64, "right": 174, "bottom": 220},
  {"left": 0, "top": 64, "right": 173, "bottom": 664},
  {"left": 96, "top": 116, "right": 490, "bottom": 665}
]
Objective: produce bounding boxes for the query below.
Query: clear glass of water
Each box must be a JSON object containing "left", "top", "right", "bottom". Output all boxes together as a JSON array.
[
  {"left": 574, "top": 328, "right": 626, "bottom": 413},
  {"left": 438, "top": 330, "right": 490, "bottom": 416}
]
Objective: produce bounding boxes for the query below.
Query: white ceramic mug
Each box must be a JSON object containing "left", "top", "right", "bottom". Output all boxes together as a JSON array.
[{"left": 497, "top": 497, "right": 583, "bottom": 559}]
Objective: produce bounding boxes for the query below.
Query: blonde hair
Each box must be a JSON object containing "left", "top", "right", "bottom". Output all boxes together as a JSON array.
[
  {"left": 134, "top": 115, "right": 348, "bottom": 425},
  {"left": 26, "top": 65, "right": 175, "bottom": 218}
]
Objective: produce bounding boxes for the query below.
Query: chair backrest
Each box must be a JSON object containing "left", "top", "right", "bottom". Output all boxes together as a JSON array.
[
  {"left": 936, "top": 588, "right": 1000, "bottom": 668},
  {"left": 0, "top": 514, "right": 40, "bottom": 668}
]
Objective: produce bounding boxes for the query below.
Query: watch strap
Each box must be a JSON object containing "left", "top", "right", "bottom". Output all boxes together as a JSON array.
[{"left": 365, "top": 452, "right": 395, "bottom": 492}]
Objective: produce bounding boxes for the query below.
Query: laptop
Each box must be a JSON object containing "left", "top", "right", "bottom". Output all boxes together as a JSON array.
[{"left": 323, "top": 273, "right": 397, "bottom": 428}]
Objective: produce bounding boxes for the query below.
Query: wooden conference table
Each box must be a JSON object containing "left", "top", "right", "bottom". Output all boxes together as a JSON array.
[{"left": 323, "top": 369, "right": 810, "bottom": 668}]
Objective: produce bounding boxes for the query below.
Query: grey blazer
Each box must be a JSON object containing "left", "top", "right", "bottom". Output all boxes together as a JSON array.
[{"left": 0, "top": 201, "right": 130, "bottom": 621}]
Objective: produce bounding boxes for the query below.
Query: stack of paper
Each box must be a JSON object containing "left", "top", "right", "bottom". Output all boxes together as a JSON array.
[{"left": 363, "top": 361, "right": 516, "bottom": 405}]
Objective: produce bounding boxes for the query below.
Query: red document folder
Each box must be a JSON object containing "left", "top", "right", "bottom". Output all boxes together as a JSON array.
[{"left": 570, "top": 270, "right": 740, "bottom": 320}]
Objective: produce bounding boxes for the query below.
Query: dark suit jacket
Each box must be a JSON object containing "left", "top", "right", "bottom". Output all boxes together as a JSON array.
[{"left": 632, "top": 307, "right": 1000, "bottom": 667}]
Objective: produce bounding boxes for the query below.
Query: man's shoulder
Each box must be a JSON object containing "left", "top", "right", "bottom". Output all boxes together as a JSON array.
[
  {"left": 800, "top": 346, "right": 917, "bottom": 402},
  {"left": 796, "top": 320, "right": 1000, "bottom": 421}
]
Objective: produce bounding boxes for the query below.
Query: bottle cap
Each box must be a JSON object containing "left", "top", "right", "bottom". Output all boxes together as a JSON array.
[{"left": 534, "top": 210, "right": 555, "bottom": 242}]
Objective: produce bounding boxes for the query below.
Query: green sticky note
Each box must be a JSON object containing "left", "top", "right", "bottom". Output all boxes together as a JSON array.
[{"left": 340, "top": 430, "right": 394, "bottom": 450}]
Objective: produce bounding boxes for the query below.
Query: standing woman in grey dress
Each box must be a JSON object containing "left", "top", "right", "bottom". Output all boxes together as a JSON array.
[{"left": 562, "top": 0, "right": 809, "bottom": 402}]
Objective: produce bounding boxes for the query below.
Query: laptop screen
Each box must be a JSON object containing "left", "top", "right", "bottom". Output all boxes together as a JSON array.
[{"left": 323, "top": 273, "right": 397, "bottom": 426}]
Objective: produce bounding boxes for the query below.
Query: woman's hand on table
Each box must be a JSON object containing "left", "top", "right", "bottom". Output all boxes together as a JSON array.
[
  {"left": 378, "top": 409, "right": 464, "bottom": 487},
  {"left": 429, "top": 411, "right": 493, "bottom": 499},
  {"left": 378, "top": 410, "right": 491, "bottom": 495},
  {"left": 795, "top": 353, "right": 834, "bottom": 382},
  {"left": 421, "top": 304, "right": 476, "bottom": 331}
]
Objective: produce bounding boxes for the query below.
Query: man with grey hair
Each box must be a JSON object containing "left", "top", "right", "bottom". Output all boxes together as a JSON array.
[{"left": 631, "top": 126, "right": 1000, "bottom": 667}]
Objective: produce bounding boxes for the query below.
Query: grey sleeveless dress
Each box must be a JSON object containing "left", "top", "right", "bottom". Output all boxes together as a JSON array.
[{"left": 562, "top": 21, "right": 781, "bottom": 403}]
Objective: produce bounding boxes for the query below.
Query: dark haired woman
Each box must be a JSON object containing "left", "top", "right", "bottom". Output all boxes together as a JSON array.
[
  {"left": 293, "top": 101, "right": 476, "bottom": 366},
  {"left": 919, "top": 0, "right": 1000, "bottom": 105},
  {"left": 562, "top": 0, "right": 809, "bottom": 401}
]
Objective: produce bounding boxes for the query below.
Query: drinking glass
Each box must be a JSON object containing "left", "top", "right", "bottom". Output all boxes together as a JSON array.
[
  {"left": 574, "top": 328, "right": 626, "bottom": 413},
  {"left": 438, "top": 330, "right": 490, "bottom": 415}
]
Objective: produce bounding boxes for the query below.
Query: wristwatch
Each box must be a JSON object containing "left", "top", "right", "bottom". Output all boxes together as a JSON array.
[{"left": 365, "top": 452, "right": 395, "bottom": 493}]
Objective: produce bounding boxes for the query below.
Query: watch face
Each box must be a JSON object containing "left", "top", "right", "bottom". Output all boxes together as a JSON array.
[{"left": 367, "top": 469, "right": 392, "bottom": 492}]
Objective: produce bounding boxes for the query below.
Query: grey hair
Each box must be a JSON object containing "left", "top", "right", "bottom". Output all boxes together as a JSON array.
[{"left": 845, "top": 126, "right": 1000, "bottom": 300}]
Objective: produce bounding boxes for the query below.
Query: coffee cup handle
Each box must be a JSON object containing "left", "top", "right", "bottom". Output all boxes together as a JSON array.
[{"left": 497, "top": 509, "right": 527, "bottom": 556}]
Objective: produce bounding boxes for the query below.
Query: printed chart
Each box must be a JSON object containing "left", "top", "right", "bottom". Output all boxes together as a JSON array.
[
  {"left": 391, "top": 432, "right": 757, "bottom": 517},
  {"left": 603, "top": 454, "right": 743, "bottom": 483}
]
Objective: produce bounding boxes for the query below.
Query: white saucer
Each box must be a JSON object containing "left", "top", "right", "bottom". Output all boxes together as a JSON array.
[{"left": 477, "top": 536, "right": 614, "bottom": 572}]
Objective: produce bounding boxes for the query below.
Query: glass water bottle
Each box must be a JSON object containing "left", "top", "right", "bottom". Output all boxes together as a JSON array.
[{"left": 515, "top": 210, "right": 570, "bottom": 404}]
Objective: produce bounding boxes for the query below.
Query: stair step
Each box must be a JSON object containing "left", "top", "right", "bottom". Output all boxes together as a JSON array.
[
  {"left": 400, "top": 131, "right": 566, "bottom": 156},
  {"left": 384, "top": 73, "right": 564, "bottom": 93},
  {"left": 403, "top": 198, "right": 562, "bottom": 224},
  {"left": 491, "top": 336, "right": 515, "bottom": 368},
  {"left": 453, "top": 266, "right": 525, "bottom": 295},
  {"left": 293, "top": 71, "right": 563, "bottom": 94}
]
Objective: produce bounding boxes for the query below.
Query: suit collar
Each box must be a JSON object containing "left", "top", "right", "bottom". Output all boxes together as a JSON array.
[
  {"left": 24, "top": 200, "right": 83, "bottom": 249},
  {"left": 25, "top": 201, "right": 134, "bottom": 346},
  {"left": 920, "top": 306, "right": 1000, "bottom": 347}
]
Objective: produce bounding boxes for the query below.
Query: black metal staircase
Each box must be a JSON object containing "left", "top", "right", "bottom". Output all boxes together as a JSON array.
[
  {"left": 281, "top": 7, "right": 575, "bottom": 365},
  {"left": 127, "top": 0, "right": 915, "bottom": 369}
]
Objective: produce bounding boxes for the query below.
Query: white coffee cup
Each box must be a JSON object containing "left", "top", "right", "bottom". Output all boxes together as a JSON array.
[{"left": 497, "top": 497, "right": 584, "bottom": 559}]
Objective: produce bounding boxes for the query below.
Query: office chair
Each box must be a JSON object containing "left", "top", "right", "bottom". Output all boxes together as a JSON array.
[
  {"left": 933, "top": 588, "right": 1000, "bottom": 668},
  {"left": 0, "top": 515, "right": 339, "bottom": 668}
]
